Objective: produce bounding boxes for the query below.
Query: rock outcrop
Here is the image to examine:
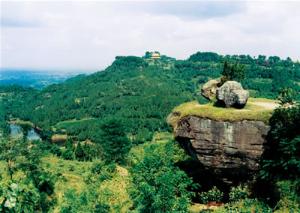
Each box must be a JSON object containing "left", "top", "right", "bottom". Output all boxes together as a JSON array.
[
  {"left": 201, "top": 78, "right": 222, "bottom": 100},
  {"left": 173, "top": 115, "right": 270, "bottom": 182},
  {"left": 216, "top": 81, "right": 249, "bottom": 108}
]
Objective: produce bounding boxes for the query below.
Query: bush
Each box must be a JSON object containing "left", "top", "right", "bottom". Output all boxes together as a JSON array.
[
  {"left": 275, "top": 180, "right": 300, "bottom": 211},
  {"left": 229, "top": 185, "right": 249, "bottom": 202},
  {"left": 62, "top": 139, "right": 74, "bottom": 160},
  {"left": 49, "top": 144, "right": 62, "bottom": 156},
  {"left": 98, "top": 163, "right": 116, "bottom": 182},
  {"left": 260, "top": 103, "right": 300, "bottom": 180},
  {"left": 199, "top": 186, "right": 223, "bottom": 204},
  {"left": 216, "top": 198, "right": 272, "bottom": 213},
  {"left": 278, "top": 88, "right": 296, "bottom": 105},
  {"left": 62, "top": 149, "right": 73, "bottom": 160},
  {"left": 130, "top": 141, "right": 193, "bottom": 212},
  {"left": 90, "top": 161, "right": 116, "bottom": 182},
  {"left": 91, "top": 161, "right": 105, "bottom": 174},
  {"left": 61, "top": 188, "right": 111, "bottom": 213}
]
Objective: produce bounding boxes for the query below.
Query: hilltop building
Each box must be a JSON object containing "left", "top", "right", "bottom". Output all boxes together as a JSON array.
[
  {"left": 144, "top": 51, "right": 161, "bottom": 60},
  {"left": 151, "top": 52, "right": 160, "bottom": 59}
]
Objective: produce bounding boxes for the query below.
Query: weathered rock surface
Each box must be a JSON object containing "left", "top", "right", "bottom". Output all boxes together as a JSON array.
[
  {"left": 216, "top": 81, "right": 249, "bottom": 108},
  {"left": 174, "top": 116, "right": 269, "bottom": 180},
  {"left": 201, "top": 78, "right": 222, "bottom": 100}
]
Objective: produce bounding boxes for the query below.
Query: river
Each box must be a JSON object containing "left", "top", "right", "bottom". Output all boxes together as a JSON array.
[{"left": 10, "top": 124, "right": 41, "bottom": 141}]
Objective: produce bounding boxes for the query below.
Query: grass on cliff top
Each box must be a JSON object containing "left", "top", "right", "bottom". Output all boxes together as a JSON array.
[{"left": 167, "top": 98, "right": 279, "bottom": 127}]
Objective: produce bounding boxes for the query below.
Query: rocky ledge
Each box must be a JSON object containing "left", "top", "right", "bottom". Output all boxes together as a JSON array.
[
  {"left": 168, "top": 99, "right": 278, "bottom": 182},
  {"left": 174, "top": 116, "right": 269, "bottom": 171}
]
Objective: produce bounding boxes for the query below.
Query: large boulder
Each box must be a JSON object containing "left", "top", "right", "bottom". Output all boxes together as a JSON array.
[
  {"left": 216, "top": 81, "right": 249, "bottom": 108},
  {"left": 201, "top": 78, "right": 221, "bottom": 100}
]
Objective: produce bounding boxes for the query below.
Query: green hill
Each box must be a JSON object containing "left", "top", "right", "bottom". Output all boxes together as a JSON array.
[
  {"left": 2, "top": 52, "right": 300, "bottom": 143},
  {"left": 0, "top": 52, "right": 300, "bottom": 212}
]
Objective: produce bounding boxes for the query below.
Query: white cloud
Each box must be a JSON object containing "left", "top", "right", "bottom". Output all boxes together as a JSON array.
[{"left": 1, "top": 1, "right": 300, "bottom": 72}]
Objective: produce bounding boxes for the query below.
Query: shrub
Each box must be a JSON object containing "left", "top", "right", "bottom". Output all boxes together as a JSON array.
[
  {"left": 260, "top": 103, "right": 300, "bottom": 180},
  {"left": 130, "top": 142, "right": 193, "bottom": 212},
  {"left": 229, "top": 185, "right": 249, "bottom": 202},
  {"left": 49, "top": 144, "right": 62, "bottom": 156},
  {"left": 91, "top": 161, "right": 105, "bottom": 174},
  {"left": 199, "top": 186, "right": 223, "bottom": 204},
  {"left": 98, "top": 163, "right": 116, "bottom": 182},
  {"left": 61, "top": 188, "right": 110, "bottom": 213},
  {"left": 62, "top": 149, "right": 73, "bottom": 160},
  {"left": 90, "top": 161, "right": 116, "bottom": 182},
  {"left": 275, "top": 180, "right": 300, "bottom": 211},
  {"left": 278, "top": 88, "right": 296, "bottom": 105},
  {"left": 216, "top": 198, "right": 272, "bottom": 213}
]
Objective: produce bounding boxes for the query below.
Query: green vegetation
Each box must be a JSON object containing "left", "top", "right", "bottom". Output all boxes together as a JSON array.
[
  {"left": 1, "top": 52, "right": 299, "bottom": 144},
  {"left": 0, "top": 139, "right": 56, "bottom": 212},
  {"left": 278, "top": 88, "right": 297, "bottom": 105},
  {"left": 221, "top": 61, "right": 245, "bottom": 82},
  {"left": 168, "top": 98, "right": 278, "bottom": 126},
  {"left": 228, "top": 185, "right": 249, "bottom": 202},
  {"left": 0, "top": 51, "right": 299, "bottom": 212},
  {"left": 199, "top": 186, "right": 224, "bottom": 204},
  {"left": 96, "top": 119, "right": 132, "bottom": 163},
  {"left": 130, "top": 141, "right": 193, "bottom": 212},
  {"left": 260, "top": 103, "right": 300, "bottom": 180}
]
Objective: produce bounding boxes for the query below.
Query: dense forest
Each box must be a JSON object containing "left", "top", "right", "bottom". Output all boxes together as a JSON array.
[{"left": 0, "top": 52, "right": 299, "bottom": 212}]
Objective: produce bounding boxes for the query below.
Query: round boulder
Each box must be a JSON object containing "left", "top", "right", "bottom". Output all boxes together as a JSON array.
[
  {"left": 216, "top": 81, "right": 249, "bottom": 108},
  {"left": 201, "top": 78, "right": 222, "bottom": 100}
]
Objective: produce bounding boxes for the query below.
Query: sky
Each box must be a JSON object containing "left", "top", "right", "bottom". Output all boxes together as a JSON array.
[{"left": 1, "top": 0, "right": 300, "bottom": 72}]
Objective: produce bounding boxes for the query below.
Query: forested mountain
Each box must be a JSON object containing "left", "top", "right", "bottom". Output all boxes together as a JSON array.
[
  {"left": 2, "top": 52, "right": 300, "bottom": 143},
  {"left": 1, "top": 52, "right": 300, "bottom": 212}
]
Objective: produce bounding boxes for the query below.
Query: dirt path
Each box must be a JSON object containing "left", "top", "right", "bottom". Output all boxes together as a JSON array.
[{"left": 252, "top": 101, "right": 279, "bottom": 110}]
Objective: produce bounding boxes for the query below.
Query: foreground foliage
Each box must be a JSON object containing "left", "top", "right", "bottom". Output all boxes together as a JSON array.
[
  {"left": 130, "top": 141, "right": 193, "bottom": 212},
  {"left": 0, "top": 139, "right": 56, "bottom": 212}
]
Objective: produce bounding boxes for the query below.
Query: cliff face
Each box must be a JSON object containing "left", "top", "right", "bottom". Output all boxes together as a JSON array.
[{"left": 173, "top": 115, "right": 270, "bottom": 179}]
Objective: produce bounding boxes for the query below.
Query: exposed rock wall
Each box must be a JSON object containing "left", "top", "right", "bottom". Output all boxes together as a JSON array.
[{"left": 174, "top": 116, "right": 270, "bottom": 175}]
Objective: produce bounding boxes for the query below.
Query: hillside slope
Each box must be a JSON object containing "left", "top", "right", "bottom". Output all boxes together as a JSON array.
[{"left": 2, "top": 52, "right": 300, "bottom": 143}]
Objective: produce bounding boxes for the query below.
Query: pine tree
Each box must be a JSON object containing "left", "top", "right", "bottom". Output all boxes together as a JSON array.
[
  {"left": 75, "top": 142, "right": 85, "bottom": 161},
  {"left": 99, "top": 119, "right": 131, "bottom": 163}
]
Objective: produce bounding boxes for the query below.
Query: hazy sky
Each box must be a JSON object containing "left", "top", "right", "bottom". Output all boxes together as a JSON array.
[{"left": 1, "top": 0, "right": 300, "bottom": 72}]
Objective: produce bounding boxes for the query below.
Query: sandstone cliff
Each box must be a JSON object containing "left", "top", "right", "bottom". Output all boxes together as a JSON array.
[
  {"left": 168, "top": 99, "right": 278, "bottom": 182},
  {"left": 174, "top": 116, "right": 269, "bottom": 172}
]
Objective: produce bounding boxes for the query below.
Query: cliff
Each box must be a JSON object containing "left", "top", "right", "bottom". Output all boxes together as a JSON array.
[{"left": 168, "top": 98, "right": 278, "bottom": 181}]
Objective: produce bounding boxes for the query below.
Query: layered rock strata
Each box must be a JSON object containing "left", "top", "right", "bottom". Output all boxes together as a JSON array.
[{"left": 174, "top": 116, "right": 269, "bottom": 177}]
